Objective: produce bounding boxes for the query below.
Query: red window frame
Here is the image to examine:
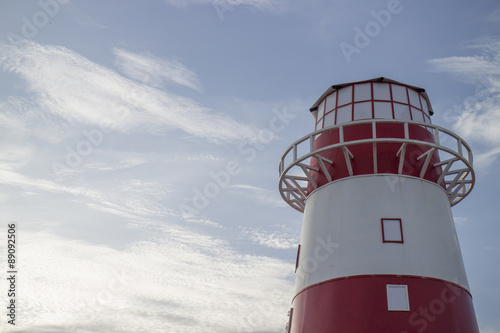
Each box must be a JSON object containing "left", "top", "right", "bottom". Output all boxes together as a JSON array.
[
  {"left": 381, "top": 218, "right": 404, "bottom": 243},
  {"left": 288, "top": 308, "right": 294, "bottom": 332},
  {"left": 295, "top": 244, "right": 301, "bottom": 273},
  {"left": 314, "top": 82, "right": 431, "bottom": 131}
]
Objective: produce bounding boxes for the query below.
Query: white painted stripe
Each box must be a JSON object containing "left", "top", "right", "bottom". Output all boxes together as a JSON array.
[{"left": 294, "top": 175, "right": 469, "bottom": 295}]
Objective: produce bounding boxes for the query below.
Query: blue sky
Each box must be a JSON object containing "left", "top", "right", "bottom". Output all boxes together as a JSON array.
[{"left": 0, "top": 0, "right": 499, "bottom": 332}]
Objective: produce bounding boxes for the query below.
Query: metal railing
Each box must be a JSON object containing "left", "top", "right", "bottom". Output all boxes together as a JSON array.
[{"left": 278, "top": 119, "right": 474, "bottom": 212}]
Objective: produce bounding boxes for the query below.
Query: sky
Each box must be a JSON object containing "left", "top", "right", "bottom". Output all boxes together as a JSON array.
[{"left": 0, "top": 0, "right": 499, "bottom": 332}]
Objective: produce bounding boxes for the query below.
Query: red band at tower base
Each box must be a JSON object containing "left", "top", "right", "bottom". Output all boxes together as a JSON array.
[{"left": 290, "top": 275, "right": 479, "bottom": 333}]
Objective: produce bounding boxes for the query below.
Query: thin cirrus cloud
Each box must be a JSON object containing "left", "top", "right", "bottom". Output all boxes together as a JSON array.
[
  {"left": 229, "top": 184, "right": 288, "bottom": 208},
  {"left": 0, "top": 167, "right": 177, "bottom": 222},
  {"left": 0, "top": 41, "right": 260, "bottom": 144},
  {"left": 427, "top": 40, "right": 500, "bottom": 168},
  {"left": 113, "top": 48, "right": 203, "bottom": 92},
  {"left": 242, "top": 226, "right": 299, "bottom": 249},
  {"left": 426, "top": 41, "right": 500, "bottom": 81},
  {"left": 164, "top": 0, "right": 290, "bottom": 12},
  {"left": 0, "top": 228, "right": 293, "bottom": 332}
]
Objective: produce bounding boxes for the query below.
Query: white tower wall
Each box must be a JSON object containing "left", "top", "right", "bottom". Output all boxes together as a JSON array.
[{"left": 295, "top": 175, "right": 469, "bottom": 295}]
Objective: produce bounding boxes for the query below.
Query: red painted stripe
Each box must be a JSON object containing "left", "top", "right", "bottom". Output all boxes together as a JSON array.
[
  {"left": 290, "top": 275, "right": 479, "bottom": 333},
  {"left": 307, "top": 122, "right": 443, "bottom": 194},
  {"left": 293, "top": 274, "right": 472, "bottom": 301}
]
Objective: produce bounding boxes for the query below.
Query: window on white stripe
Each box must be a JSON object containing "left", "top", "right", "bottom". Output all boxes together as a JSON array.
[{"left": 381, "top": 218, "right": 403, "bottom": 243}]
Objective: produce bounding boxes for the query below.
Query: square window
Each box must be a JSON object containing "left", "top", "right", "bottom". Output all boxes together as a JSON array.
[
  {"left": 315, "top": 120, "right": 321, "bottom": 131},
  {"left": 324, "top": 110, "right": 336, "bottom": 127},
  {"left": 353, "top": 102, "right": 372, "bottom": 120},
  {"left": 374, "top": 102, "right": 393, "bottom": 119},
  {"left": 391, "top": 84, "right": 408, "bottom": 104},
  {"left": 373, "top": 82, "right": 391, "bottom": 100},
  {"left": 325, "top": 92, "right": 336, "bottom": 113},
  {"left": 381, "top": 218, "right": 403, "bottom": 243},
  {"left": 337, "top": 85, "right": 352, "bottom": 106},
  {"left": 354, "top": 83, "right": 371, "bottom": 101},
  {"left": 421, "top": 96, "right": 430, "bottom": 116},
  {"left": 318, "top": 100, "right": 325, "bottom": 119},
  {"left": 387, "top": 285, "right": 410, "bottom": 311},
  {"left": 336, "top": 105, "right": 352, "bottom": 124},
  {"left": 394, "top": 103, "right": 411, "bottom": 121},
  {"left": 411, "top": 107, "right": 424, "bottom": 122},
  {"left": 408, "top": 89, "right": 420, "bottom": 108}
]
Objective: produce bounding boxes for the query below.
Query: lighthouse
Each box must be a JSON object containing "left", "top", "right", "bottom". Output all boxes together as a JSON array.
[{"left": 279, "top": 77, "right": 480, "bottom": 332}]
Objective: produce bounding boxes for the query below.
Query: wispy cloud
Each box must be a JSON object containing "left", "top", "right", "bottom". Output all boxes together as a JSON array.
[
  {"left": 0, "top": 144, "right": 34, "bottom": 170},
  {"left": 113, "top": 48, "right": 203, "bottom": 92},
  {"left": 229, "top": 184, "right": 288, "bottom": 207},
  {"left": 0, "top": 229, "right": 293, "bottom": 332},
  {"left": 427, "top": 40, "right": 500, "bottom": 168},
  {"left": 453, "top": 216, "right": 468, "bottom": 225},
  {"left": 427, "top": 40, "right": 500, "bottom": 81},
  {"left": 475, "top": 146, "right": 500, "bottom": 169},
  {"left": 164, "top": 0, "right": 290, "bottom": 13},
  {"left": 0, "top": 168, "right": 178, "bottom": 222},
  {"left": 243, "top": 225, "right": 298, "bottom": 249},
  {"left": 486, "top": 9, "right": 500, "bottom": 23},
  {"left": 0, "top": 41, "right": 259, "bottom": 144}
]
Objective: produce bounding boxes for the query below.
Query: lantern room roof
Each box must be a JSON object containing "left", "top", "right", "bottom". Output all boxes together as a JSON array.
[{"left": 309, "top": 77, "right": 434, "bottom": 115}]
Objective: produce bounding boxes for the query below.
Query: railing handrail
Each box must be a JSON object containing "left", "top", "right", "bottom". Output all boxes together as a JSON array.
[{"left": 278, "top": 119, "right": 475, "bottom": 212}]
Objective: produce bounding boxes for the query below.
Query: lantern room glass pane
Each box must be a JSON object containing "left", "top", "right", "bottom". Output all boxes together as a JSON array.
[
  {"left": 336, "top": 105, "right": 352, "bottom": 124},
  {"left": 411, "top": 107, "right": 424, "bottom": 122},
  {"left": 353, "top": 102, "right": 372, "bottom": 120},
  {"left": 408, "top": 89, "right": 420, "bottom": 108},
  {"left": 325, "top": 91, "right": 336, "bottom": 113},
  {"left": 318, "top": 100, "right": 325, "bottom": 119},
  {"left": 374, "top": 102, "right": 393, "bottom": 119},
  {"left": 394, "top": 103, "right": 411, "bottom": 121},
  {"left": 392, "top": 85, "right": 408, "bottom": 104},
  {"left": 354, "top": 83, "right": 371, "bottom": 101},
  {"left": 337, "top": 86, "right": 352, "bottom": 106},
  {"left": 324, "top": 110, "right": 336, "bottom": 127},
  {"left": 315, "top": 119, "right": 322, "bottom": 130},
  {"left": 421, "top": 96, "right": 429, "bottom": 115},
  {"left": 373, "top": 82, "right": 391, "bottom": 101}
]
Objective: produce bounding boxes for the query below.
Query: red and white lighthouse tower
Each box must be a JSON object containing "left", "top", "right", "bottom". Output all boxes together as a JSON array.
[{"left": 279, "top": 78, "right": 480, "bottom": 332}]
